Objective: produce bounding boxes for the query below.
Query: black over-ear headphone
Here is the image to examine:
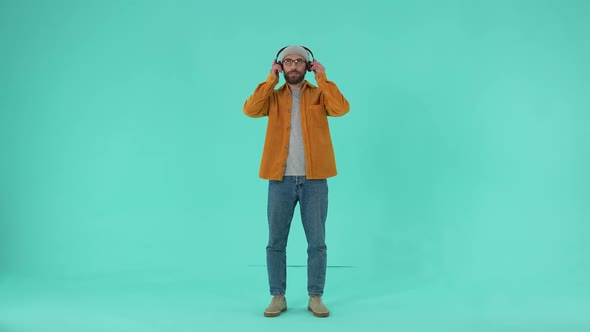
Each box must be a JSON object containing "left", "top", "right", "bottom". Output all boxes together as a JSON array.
[{"left": 275, "top": 45, "right": 315, "bottom": 72}]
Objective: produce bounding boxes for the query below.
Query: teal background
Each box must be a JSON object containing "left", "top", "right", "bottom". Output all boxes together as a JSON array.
[{"left": 1, "top": 0, "right": 589, "bottom": 331}]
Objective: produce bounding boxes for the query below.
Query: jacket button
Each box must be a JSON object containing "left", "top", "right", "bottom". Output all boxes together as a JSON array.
[
  {"left": 288, "top": 109, "right": 291, "bottom": 113},
  {"left": 284, "top": 144, "right": 289, "bottom": 148}
]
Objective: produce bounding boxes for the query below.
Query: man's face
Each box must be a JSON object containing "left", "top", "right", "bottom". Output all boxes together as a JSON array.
[{"left": 282, "top": 54, "right": 307, "bottom": 85}]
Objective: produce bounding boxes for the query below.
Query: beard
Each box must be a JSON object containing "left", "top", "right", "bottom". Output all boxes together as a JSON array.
[{"left": 283, "top": 69, "right": 306, "bottom": 84}]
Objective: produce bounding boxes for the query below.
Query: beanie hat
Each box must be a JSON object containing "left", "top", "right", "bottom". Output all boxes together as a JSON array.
[{"left": 279, "top": 45, "right": 310, "bottom": 62}]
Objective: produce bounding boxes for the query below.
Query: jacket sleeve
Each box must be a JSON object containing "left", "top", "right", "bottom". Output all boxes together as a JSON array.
[
  {"left": 243, "top": 74, "right": 279, "bottom": 118},
  {"left": 315, "top": 72, "right": 350, "bottom": 117}
]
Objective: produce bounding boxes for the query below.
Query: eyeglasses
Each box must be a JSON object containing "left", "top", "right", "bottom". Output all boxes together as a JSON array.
[{"left": 282, "top": 58, "right": 307, "bottom": 66}]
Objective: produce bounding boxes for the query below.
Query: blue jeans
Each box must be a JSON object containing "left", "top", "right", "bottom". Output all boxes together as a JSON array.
[{"left": 267, "top": 176, "right": 328, "bottom": 297}]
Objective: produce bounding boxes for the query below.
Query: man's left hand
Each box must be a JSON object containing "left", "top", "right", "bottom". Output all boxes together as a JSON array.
[{"left": 309, "top": 60, "right": 325, "bottom": 73}]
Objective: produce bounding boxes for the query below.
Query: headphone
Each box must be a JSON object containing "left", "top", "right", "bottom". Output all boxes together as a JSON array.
[{"left": 275, "top": 45, "right": 315, "bottom": 72}]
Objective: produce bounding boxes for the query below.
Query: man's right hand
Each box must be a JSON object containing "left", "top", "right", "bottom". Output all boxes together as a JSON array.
[{"left": 270, "top": 60, "right": 283, "bottom": 75}]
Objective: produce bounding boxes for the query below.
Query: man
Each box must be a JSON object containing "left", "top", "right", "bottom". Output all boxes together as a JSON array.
[{"left": 243, "top": 45, "right": 349, "bottom": 318}]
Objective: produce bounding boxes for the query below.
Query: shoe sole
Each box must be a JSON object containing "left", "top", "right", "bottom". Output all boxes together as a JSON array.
[
  {"left": 264, "top": 307, "right": 287, "bottom": 317},
  {"left": 308, "top": 306, "right": 329, "bottom": 317}
]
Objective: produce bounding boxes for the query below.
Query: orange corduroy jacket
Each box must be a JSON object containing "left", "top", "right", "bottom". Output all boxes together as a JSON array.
[{"left": 243, "top": 72, "right": 350, "bottom": 180}]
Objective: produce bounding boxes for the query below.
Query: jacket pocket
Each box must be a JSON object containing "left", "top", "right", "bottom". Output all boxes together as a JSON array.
[{"left": 308, "top": 105, "right": 328, "bottom": 127}]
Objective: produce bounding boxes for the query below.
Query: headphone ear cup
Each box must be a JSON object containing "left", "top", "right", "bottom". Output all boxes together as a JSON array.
[
  {"left": 307, "top": 61, "right": 312, "bottom": 72},
  {"left": 278, "top": 61, "right": 283, "bottom": 70}
]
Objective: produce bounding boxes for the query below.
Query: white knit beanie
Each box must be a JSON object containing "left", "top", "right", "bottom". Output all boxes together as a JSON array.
[{"left": 279, "top": 45, "right": 310, "bottom": 62}]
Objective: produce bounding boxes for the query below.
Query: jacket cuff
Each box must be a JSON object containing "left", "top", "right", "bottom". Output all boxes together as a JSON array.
[
  {"left": 266, "top": 73, "right": 279, "bottom": 84},
  {"left": 314, "top": 71, "right": 328, "bottom": 83}
]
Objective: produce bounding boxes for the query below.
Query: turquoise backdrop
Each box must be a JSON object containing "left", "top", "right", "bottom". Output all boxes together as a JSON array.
[{"left": 1, "top": 1, "right": 589, "bottom": 331}]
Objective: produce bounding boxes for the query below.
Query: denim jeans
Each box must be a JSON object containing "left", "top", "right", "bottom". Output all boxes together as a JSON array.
[{"left": 267, "top": 176, "right": 328, "bottom": 297}]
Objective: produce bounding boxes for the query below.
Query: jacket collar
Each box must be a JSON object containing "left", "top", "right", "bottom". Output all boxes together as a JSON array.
[{"left": 278, "top": 80, "right": 316, "bottom": 92}]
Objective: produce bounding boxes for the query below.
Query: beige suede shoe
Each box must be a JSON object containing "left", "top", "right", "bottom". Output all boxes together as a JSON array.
[
  {"left": 264, "top": 295, "right": 287, "bottom": 317},
  {"left": 308, "top": 296, "right": 329, "bottom": 317}
]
